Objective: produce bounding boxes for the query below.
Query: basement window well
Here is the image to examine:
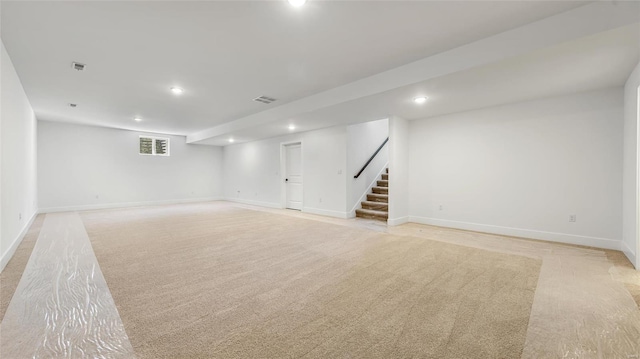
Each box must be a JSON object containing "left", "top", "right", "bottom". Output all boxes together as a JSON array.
[{"left": 139, "top": 136, "right": 170, "bottom": 156}]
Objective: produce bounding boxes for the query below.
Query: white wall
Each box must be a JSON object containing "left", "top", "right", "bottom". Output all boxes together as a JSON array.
[
  {"left": 1, "top": 42, "right": 38, "bottom": 271},
  {"left": 407, "top": 88, "right": 624, "bottom": 250},
  {"left": 388, "top": 116, "right": 410, "bottom": 225},
  {"left": 622, "top": 62, "right": 640, "bottom": 268},
  {"left": 222, "top": 126, "right": 348, "bottom": 218},
  {"left": 38, "top": 121, "right": 223, "bottom": 212},
  {"left": 346, "top": 118, "right": 388, "bottom": 216}
]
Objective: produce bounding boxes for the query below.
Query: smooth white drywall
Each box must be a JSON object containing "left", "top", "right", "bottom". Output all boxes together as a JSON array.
[
  {"left": 1, "top": 42, "right": 38, "bottom": 271},
  {"left": 388, "top": 116, "right": 410, "bottom": 225},
  {"left": 622, "top": 61, "right": 640, "bottom": 268},
  {"left": 408, "top": 88, "right": 624, "bottom": 249},
  {"left": 222, "top": 126, "right": 348, "bottom": 218},
  {"left": 302, "top": 127, "right": 348, "bottom": 217},
  {"left": 0, "top": 45, "right": 2, "bottom": 271},
  {"left": 38, "top": 121, "right": 223, "bottom": 212},
  {"left": 347, "top": 118, "right": 388, "bottom": 216}
]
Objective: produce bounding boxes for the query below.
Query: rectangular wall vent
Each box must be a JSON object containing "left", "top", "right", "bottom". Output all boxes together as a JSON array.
[
  {"left": 72, "top": 62, "right": 86, "bottom": 71},
  {"left": 253, "top": 95, "right": 277, "bottom": 104}
]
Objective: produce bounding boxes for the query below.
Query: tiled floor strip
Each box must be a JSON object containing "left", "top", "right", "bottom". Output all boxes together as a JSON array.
[{"left": 0, "top": 213, "right": 135, "bottom": 358}]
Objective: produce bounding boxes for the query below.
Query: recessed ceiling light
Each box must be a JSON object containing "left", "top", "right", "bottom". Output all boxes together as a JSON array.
[
  {"left": 413, "top": 96, "right": 428, "bottom": 104},
  {"left": 134, "top": 117, "right": 142, "bottom": 122},
  {"left": 288, "top": 0, "right": 307, "bottom": 7},
  {"left": 68, "top": 103, "right": 77, "bottom": 108},
  {"left": 288, "top": 124, "right": 296, "bottom": 131},
  {"left": 228, "top": 138, "right": 235, "bottom": 143},
  {"left": 170, "top": 87, "right": 184, "bottom": 95}
]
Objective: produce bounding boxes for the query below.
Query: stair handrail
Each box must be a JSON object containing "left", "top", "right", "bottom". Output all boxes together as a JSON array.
[{"left": 354, "top": 137, "right": 389, "bottom": 179}]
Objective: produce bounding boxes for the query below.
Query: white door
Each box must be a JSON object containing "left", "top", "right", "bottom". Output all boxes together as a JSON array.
[{"left": 285, "top": 143, "right": 303, "bottom": 210}]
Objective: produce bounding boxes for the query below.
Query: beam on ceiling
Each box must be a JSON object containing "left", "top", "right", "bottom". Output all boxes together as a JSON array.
[{"left": 187, "top": 1, "right": 640, "bottom": 144}]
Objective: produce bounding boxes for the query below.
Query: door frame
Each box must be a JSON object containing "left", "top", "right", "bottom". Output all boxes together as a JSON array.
[{"left": 280, "top": 141, "right": 303, "bottom": 209}]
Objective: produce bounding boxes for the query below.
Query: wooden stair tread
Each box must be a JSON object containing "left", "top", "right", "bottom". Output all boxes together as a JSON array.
[
  {"left": 361, "top": 200, "right": 388, "bottom": 208},
  {"left": 372, "top": 186, "right": 388, "bottom": 194},
  {"left": 361, "top": 200, "right": 388, "bottom": 206},
  {"left": 367, "top": 193, "right": 388, "bottom": 202},
  {"left": 356, "top": 208, "right": 388, "bottom": 220},
  {"left": 356, "top": 208, "right": 388, "bottom": 215}
]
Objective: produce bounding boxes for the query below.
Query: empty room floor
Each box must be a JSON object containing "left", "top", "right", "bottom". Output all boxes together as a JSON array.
[{"left": 1, "top": 202, "right": 638, "bottom": 358}]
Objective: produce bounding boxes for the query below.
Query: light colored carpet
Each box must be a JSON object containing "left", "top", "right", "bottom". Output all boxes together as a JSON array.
[
  {"left": 1, "top": 213, "right": 135, "bottom": 358},
  {"left": 80, "top": 203, "right": 541, "bottom": 359},
  {"left": 0, "top": 214, "right": 45, "bottom": 321},
  {"left": 606, "top": 250, "right": 640, "bottom": 309}
]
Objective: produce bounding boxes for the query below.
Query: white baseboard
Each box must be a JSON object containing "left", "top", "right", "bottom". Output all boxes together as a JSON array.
[
  {"left": 408, "top": 216, "right": 621, "bottom": 250},
  {"left": 226, "top": 198, "right": 348, "bottom": 219},
  {"left": 0, "top": 211, "right": 38, "bottom": 273},
  {"left": 303, "top": 207, "right": 348, "bottom": 219},
  {"left": 348, "top": 162, "right": 389, "bottom": 218},
  {"left": 387, "top": 216, "right": 409, "bottom": 226},
  {"left": 39, "top": 197, "right": 223, "bottom": 213},
  {"left": 621, "top": 241, "right": 637, "bottom": 269},
  {"left": 225, "top": 197, "right": 282, "bottom": 209}
]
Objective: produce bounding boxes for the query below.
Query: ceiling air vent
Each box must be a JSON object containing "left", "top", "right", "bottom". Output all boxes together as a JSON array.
[
  {"left": 71, "top": 62, "right": 86, "bottom": 71},
  {"left": 253, "top": 95, "right": 277, "bottom": 104}
]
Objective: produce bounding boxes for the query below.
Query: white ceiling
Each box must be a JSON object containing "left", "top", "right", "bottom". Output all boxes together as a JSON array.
[
  {"left": 1, "top": 0, "right": 593, "bottom": 137},
  {"left": 2, "top": 1, "right": 638, "bottom": 147}
]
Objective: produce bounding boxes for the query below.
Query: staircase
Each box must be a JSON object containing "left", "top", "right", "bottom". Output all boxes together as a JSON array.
[{"left": 355, "top": 168, "right": 388, "bottom": 221}]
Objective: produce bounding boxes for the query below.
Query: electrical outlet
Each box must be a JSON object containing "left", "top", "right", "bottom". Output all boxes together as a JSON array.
[
  {"left": 19, "top": 213, "right": 22, "bottom": 220},
  {"left": 569, "top": 214, "right": 576, "bottom": 222},
  {"left": 337, "top": 169, "right": 342, "bottom": 174},
  {"left": 439, "top": 205, "right": 443, "bottom": 211}
]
